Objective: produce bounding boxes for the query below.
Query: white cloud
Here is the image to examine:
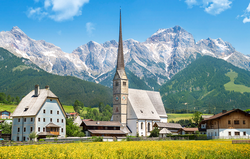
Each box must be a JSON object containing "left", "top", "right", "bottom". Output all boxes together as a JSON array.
[
  {"left": 27, "top": 0, "right": 89, "bottom": 21},
  {"left": 27, "top": 7, "right": 48, "bottom": 20},
  {"left": 240, "top": 3, "right": 250, "bottom": 23},
  {"left": 86, "top": 22, "right": 95, "bottom": 36},
  {"left": 185, "top": 0, "right": 197, "bottom": 8},
  {"left": 184, "top": 0, "right": 232, "bottom": 15}
]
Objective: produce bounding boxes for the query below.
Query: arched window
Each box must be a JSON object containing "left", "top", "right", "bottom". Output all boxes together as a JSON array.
[
  {"left": 148, "top": 123, "right": 150, "bottom": 132},
  {"left": 141, "top": 122, "right": 143, "bottom": 129}
]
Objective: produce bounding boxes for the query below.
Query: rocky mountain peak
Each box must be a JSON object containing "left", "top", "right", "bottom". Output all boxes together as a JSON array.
[{"left": 10, "top": 26, "right": 26, "bottom": 36}]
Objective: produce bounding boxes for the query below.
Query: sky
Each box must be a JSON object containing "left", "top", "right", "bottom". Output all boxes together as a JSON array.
[{"left": 0, "top": 0, "right": 250, "bottom": 54}]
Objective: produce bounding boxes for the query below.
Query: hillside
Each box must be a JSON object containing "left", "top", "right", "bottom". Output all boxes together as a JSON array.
[
  {"left": 0, "top": 48, "right": 112, "bottom": 106},
  {"left": 160, "top": 56, "right": 250, "bottom": 114}
]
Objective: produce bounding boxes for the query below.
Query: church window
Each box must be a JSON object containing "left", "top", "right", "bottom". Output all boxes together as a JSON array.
[
  {"left": 116, "top": 82, "right": 119, "bottom": 86},
  {"left": 116, "top": 107, "right": 119, "bottom": 112},
  {"left": 123, "top": 82, "right": 126, "bottom": 86},
  {"left": 148, "top": 123, "right": 150, "bottom": 132},
  {"left": 141, "top": 122, "right": 143, "bottom": 129}
]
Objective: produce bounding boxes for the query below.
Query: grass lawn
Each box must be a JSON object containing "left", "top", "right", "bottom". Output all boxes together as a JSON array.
[
  {"left": 168, "top": 113, "right": 213, "bottom": 122},
  {"left": 62, "top": 105, "right": 74, "bottom": 113},
  {"left": 0, "top": 103, "right": 17, "bottom": 113},
  {"left": 224, "top": 70, "right": 250, "bottom": 93}
]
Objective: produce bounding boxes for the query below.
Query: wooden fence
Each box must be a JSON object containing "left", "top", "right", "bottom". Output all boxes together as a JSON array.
[{"left": 232, "top": 140, "right": 250, "bottom": 144}]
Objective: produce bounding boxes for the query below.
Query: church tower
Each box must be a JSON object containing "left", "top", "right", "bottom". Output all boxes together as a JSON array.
[{"left": 113, "top": 9, "right": 128, "bottom": 126}]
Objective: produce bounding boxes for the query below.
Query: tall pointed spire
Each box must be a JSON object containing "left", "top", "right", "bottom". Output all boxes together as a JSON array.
[{"left": 116, "top": 8, "right": 125, "bottom": 70}]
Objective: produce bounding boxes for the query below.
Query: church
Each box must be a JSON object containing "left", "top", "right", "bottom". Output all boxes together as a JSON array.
[{"left": 111, "top": 10, "right": 168, "bottom": 137}]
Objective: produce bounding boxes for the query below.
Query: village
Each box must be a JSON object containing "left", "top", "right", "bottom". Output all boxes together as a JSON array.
[{"left": 1, "top": 12, "right": 250, "bottom": 143}]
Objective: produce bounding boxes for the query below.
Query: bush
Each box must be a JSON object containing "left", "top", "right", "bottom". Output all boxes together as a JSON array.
[
  {"left": 149, "top": 127, "right": 160, "bottom": 137},
  {"left": 92, "top": 136, "right": 103, "bottom": 142},
  {"left": 39, "top": 139, "right": 45, "bottom": 142}
]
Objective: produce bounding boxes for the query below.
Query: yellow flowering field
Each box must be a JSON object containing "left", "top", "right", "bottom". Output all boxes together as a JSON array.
[{"left": 0, "top": 140, "right": 249, "bottom": 158}]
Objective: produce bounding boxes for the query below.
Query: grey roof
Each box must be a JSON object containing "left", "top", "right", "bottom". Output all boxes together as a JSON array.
[
  {"left": 82, "top": 121, "right": 123, "bottom": 127},
  {"left": 155, "top": 122, "right": 182, "bottom": 129},
  {"left": 159, "top": 128, "right": 172, "bottom": 134},
  {"left": 88, "top": 130, "right": 126, "bottom": 135},
  {"left": 146, "top": 91, "right": 168, "bottom": 118},
  {"left": 120, "top": 126, "right": 131, "bottom": 134},
  {"left": 74, "top": 116, "right": 82, "bottom": 127},
  {"left": 128, "top": 89, "right": 168, "bottom": 120},
  {"left": 12, "top": 89, "right": 58, "bottom": 117},
  {"left": 46, "top": 123, "right": 60, "bottom": 128}
]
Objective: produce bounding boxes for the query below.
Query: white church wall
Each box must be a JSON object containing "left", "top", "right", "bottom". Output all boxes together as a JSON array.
[
  {"left": 160, "top": 117, "right": 168, "bottom": 123},
  {"left": 127, "top": 119, "right": 137, "bottom": 136}
]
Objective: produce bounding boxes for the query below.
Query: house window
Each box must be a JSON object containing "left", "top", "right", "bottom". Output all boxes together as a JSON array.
[
  {"left": 18, "top": 118, "right": 20, "bottom": 122},
  {"left": 43, "top": 109, "right": 46, "bottom": 114},
  {"left": 57, "top": 119, "right": 59, "bottom": 123},
  {"left": 31, "top": 118, "right": 33, "bottom": 122},
  {"left": 235, "top": 132, "right": 240, "bottom": 136},
  {"left": 228, "top": 120, "right": 231, "bottom": 124},
  {"left": 24, "top": 127, "right": 26, "bottom": 132},
  {"left": 50, "top": 118, "right": 52, "bottom": 122},
  {"left": 23, "top": 136, "right": 25, "bottom": 141},
  {"left": 234, "top": 120, "right": 239, "bottom": 125},
  {"left": 228, "top": 132, "right": 231, "bottom": 136},
  {"left": 215, "top": 132, "right": 217, "bottom": 136},
  {"left": 43, "top": 118, "right": 45, "bottom": 122},
  {"left": 17, "top": 137, "right": 19, "bottom": 141},
  {"left": 38, "top": 118, "right": 40, "bottom": 122},
  {"left": 50, "top": 99, "right": 52, "bottom": 101},
  {"left": 61, "top": 119, "right": 63, "bottom": 123},
  {"left": 244, "top": 132, "right": 246, "bottom": 136},
  {"left": 30, "top": 127, "right": 33, "bottom": 132},
  {"left": 123, "top": 82, "right": 126, "bottom": 86},
  {"left": 43, "top": 127, "right": 45, "bottom": 132},
  {"left": 243, "top": 120, "right": 246, "bottom": 125},
  {"left": 141, "top": 122, "right": 143, "bottom": 129},
  {"left": 115, "top": 82, "right": 119, "bottom": 86},
  {"left": 61, "top": 128, "right": 63, "bottom": 132},
  {"left": 18, "top": 127, "right": 20, "bottom": 132},
  {"left": 24, "top": 118, "right": 26, "bottom": 122},
  {"left": 57, "top": 111, "right": 59, "bottom": 115},
  {"left": 148, "top": 123, "right": 150, "bottom": 132},
  {"left": 38, "top": 127, "right": 40, "bottom": 132},
  {"left": 50, "top": 110, "right": 53, "bottom": 114}
]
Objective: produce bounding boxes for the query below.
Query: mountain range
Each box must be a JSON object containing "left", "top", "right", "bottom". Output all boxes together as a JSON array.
[
  {"left": 1, "top": 26, "right": 250, "bottom": 89},
  {"left": 160, "top": 56, "right": 250, "bottom": 113},
  {"left": 0, "top": 47, "right": 112, "bottom": 106}
]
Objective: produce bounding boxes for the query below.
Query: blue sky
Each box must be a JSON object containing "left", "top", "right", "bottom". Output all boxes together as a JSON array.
[{"left": 0, "top": 0, "right": 250, "bottom": 54}]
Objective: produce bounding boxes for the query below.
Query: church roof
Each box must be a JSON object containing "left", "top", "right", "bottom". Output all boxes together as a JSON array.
[
  {"left": 12, "top": 88, "right": 63, "bottom": 117},
  {"left": 128, "top": 88, "right": 167, "bottom": 120},
  {"left": 116, "top": 9, "right": 125, "bottom": 71}
]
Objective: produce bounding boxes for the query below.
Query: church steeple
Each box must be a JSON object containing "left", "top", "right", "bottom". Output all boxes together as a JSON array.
[
  {"left": 112, "top": 8, "right": 128, "bottom": 126},
  {"left": 116, "top": 9, "right": 125, "bottom": 71}
]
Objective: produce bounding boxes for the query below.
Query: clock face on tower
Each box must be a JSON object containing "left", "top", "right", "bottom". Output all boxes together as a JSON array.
[
  {"left": 122, "top": 95, "right": 126, "bottom": 100},
  {"left": 115, "top": 95, "right": 119, "bottom": 101}
]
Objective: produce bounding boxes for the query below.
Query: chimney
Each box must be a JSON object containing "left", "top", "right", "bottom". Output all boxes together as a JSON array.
[
  {"left": 45, "top": 85, "right": 49, "bottom": 89},
  {"left": 34, "top": 85, "right": 39, "bottom": 97},
  {"left": 222, "top": 110, "right": 227, "bottom": 114}
]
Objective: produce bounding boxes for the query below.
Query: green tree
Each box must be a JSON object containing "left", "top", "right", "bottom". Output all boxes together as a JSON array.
[
  {"left": 0, "top": 122, "right": 12, "bottom": 134},
  {"left": 15, "top": 96, "right": 20, "bottom": 105},
  {"left": 66, "top": 118, "right": 85, "bottom": 137},
  {"left": 149, "top": 127, "right": 160, "bottom": 137},
  {"left": 29, "top": 132, "right": 38, "bottom": 141},
  {"left": 192, "top": 111, "right": 203, "bottom": 125}
]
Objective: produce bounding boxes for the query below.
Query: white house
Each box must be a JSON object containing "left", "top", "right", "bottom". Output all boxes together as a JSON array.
[{"left": 11, "top": 85, "right": 66, "bottom": 141}]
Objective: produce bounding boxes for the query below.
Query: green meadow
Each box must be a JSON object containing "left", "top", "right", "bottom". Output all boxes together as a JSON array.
[{"left": 224, "top": 70, "right": 250, "bottom": 93}]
